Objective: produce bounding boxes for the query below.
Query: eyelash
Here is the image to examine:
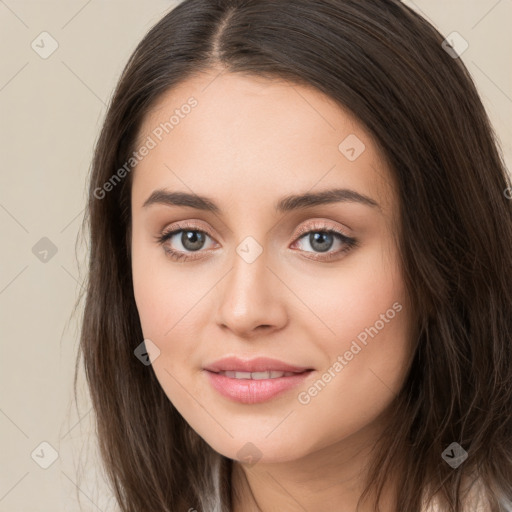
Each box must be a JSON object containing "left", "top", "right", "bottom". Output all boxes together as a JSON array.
[{"left": 155, "top": 221, "right": 359, "bottom": 263}]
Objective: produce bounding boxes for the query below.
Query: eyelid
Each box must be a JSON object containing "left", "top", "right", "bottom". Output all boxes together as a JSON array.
[
  {"left": 159, "top": 220, "right": 216, "bottom": 239},
  {"left": 292, "top": 219, "right": 352, "bottom": 240}
]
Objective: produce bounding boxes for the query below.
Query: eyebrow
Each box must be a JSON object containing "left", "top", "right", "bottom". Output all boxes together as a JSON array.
[{"left": 142, "top": 187, "right": 380, "bottom": 213}]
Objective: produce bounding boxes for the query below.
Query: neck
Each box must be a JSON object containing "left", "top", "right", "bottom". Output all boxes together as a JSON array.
[{"left": 231, "top": 413, "right": 398, "bottom": 512}]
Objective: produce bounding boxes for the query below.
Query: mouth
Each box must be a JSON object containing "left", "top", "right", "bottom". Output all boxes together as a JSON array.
[
  {"left": 213, "top": 370, "right": 300, "bottom": 379},
  {"left": 203, "top": 357, "right": 315, "bottom": 404},
  {"left": 203, "top": 356, "right": 313, "bottom": 374}
]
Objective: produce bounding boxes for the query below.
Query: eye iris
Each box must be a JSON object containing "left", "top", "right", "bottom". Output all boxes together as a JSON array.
[
  {"left": 310, "top": 232, "right": 333, "bottom": 252},
  {"left": 182, "top": 230, "right": 205, "bottom": 251}
]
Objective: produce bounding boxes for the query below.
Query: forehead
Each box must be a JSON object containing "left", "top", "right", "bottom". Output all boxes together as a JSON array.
[{"left": 131, "top": 70, "right": 396, "bottom": 215}]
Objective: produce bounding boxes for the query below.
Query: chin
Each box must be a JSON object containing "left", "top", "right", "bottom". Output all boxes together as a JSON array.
[{"left": 200, "top": 428, "right": 320, "bottom": 466}]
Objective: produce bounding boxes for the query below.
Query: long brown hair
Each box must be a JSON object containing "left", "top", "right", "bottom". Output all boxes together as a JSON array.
[{"left": 74, "top": 0, "right": 512, "bottom": 510}]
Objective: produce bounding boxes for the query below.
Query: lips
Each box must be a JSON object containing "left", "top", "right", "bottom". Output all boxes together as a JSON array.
[
  {"left": 203, "top": 356, "right": 312, "bottom": 374},
  {"left": 203, "top": 356, "right": 314, "bottom": 404},
  {"left": 216, "top": 370, "right": 297, "bottom": 379}
]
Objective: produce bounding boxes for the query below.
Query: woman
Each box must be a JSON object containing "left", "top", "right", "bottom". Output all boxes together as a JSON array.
[{"left": 76, "top": 0, "right": 512, "bottom": 510}]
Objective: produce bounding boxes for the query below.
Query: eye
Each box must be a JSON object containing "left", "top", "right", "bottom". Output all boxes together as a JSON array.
[
  {"left": 155, "top": 220, "right": 358, "bottom": 262},
  {"left": 155, "top": 222, "right": 217, "bottom": 262},
  {"left": 290, "top": 222, "right": 358, "bottom": 261}
]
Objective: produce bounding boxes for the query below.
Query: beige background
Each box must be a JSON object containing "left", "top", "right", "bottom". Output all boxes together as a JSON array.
[{"left": 0, "top": 1, "right": 511, "bottom": 510}]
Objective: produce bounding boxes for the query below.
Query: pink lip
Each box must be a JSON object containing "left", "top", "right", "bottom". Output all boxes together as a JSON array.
[
  {"left": 203, "top": 356, "right": 312, "bottom": 373},
  {"left": 203, "top": 357, "right": 314, "bottom": 404}
]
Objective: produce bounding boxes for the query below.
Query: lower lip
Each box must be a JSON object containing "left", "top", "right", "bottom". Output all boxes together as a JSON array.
[{"left": 204, "top": 370, "right": 313, "bottom": 404}]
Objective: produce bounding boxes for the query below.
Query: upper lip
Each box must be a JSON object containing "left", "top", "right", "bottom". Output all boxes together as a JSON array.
[{"left": 203, "top": 356, "right": 313, "bottom": 373}]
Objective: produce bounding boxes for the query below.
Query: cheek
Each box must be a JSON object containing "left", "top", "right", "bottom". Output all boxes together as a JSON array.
[
  {"left": 290, "top": 299, "right": 411, "bottom": 459},
  {"left": 296, "top": 242, "right": 412, "bottom": 426},
  {"left": 131, "top": 248, "right": 209, "bottom": 419},
  {"left": 132, "top": 256, "right": 167, "bottom": 338},
  {"left": 305, "top": 236, "right": 407, "bottom": 354},
  {"left": 131, "top": 237, "right": 211, "bottom": 376},
  {"left": 132, "top": 234, "right": 193, "bottom": 339}
]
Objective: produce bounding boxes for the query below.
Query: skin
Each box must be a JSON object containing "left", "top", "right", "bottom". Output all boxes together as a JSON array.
[{"left": 130, "top": 69, "right": 416, "bottom": 511}]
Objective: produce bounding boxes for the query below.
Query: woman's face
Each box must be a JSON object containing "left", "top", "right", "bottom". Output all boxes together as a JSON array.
[{"left": 130, "top": 70, "right": 414, "bottom": 464}]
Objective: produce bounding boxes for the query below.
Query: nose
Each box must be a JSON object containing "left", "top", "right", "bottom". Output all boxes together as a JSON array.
[{"left": 215, "top": 246, "right": 289, "bottom": 339}]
